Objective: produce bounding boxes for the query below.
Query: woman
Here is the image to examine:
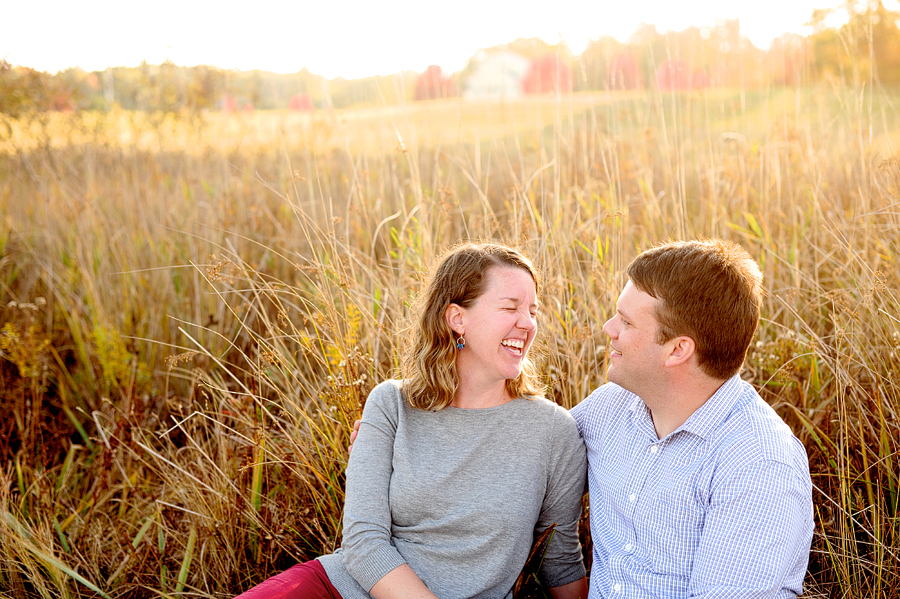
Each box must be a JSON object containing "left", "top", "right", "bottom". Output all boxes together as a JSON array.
[{"left": 237, "top": 243, "right": 588, "bottom": 599}]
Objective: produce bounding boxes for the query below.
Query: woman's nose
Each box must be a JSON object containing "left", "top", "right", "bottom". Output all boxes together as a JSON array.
[{"left": 519, "top": 310, "right": 536, "bottom": 330}]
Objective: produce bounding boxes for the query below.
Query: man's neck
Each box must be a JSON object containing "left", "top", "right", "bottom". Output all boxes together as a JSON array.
[{"left": 645, "top": 374, "right": 728, "bottom": 439}]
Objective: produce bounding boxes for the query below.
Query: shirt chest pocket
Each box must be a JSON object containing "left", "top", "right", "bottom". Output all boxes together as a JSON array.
[{"left": 645, "top": 488, "right": 705, "bottom": 576}]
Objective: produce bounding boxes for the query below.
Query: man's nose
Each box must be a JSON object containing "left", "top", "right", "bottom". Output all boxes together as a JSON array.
[{"left": 602, "top": 316, "right": 616, "bottom": 337}]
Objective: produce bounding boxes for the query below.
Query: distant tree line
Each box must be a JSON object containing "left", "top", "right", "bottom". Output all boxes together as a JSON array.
[
  {"left": 2, "top": 1, "right": 898, "bottom": 117},
  {"left": 577, "top": 2, "right": 900, "bottom": 91}
]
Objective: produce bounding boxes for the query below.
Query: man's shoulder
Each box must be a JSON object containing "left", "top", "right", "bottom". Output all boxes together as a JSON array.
[
  {"left": 711, "top": 381, "right": 809, "bottom": 472},
  {"left": 570, "top": 382, "right": 637, "bottom": 432},
  {"left": 571, "top": 381, "right": 630, "bottom": 411}
]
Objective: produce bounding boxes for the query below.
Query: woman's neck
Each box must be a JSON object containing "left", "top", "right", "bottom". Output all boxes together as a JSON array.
[{"left": 451, "top": 380, "right": 513, "bottom": 409}]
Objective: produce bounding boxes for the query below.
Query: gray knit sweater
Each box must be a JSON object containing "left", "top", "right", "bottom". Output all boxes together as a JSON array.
[{"left": 317, "top": 380, "right": 587, "bottom": 599}]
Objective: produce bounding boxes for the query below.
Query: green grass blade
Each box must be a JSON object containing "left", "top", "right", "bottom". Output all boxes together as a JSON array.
[{"left": 174, "top": 526, "right": 197, "bottom": 594}]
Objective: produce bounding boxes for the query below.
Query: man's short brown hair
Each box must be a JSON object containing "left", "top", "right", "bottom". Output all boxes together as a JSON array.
[{"left": 626, "top": 239, "right": 763, "bottom": 380}]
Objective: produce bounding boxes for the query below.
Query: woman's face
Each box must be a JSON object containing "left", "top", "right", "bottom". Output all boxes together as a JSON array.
[{"left": 449, "top": 266, "right": 539, "bottom": 388}]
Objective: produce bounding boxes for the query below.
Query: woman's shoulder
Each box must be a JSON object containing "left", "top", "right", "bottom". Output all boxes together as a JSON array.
[
  {"left": 516, "top": 396, "right": 580, "bottom": 433},
  {"left": 512, "top": 397, "right": 584, "bottom": 466},
  {"left": 369, "top": 379, "right": 404, "bottom": 397},
  {"left": 361, "top": 379, "right": 406, "bottom": 414},
  {"left": 520, "top": 394, "right": 572, "bottom": 414}
]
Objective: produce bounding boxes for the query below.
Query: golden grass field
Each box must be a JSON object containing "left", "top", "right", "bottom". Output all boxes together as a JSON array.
[{"left": 1, "top": 85, "right": 899, "bottom": 597}]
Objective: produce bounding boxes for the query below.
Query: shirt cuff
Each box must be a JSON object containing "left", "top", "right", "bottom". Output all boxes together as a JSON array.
[{"left": 343, "top": 543, "right": 408, "bottom": 592}]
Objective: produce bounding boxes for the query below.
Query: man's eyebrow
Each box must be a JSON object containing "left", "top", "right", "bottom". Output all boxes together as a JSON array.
[{"left": 616, "top": 306, "right": 634, "bottom": 321}]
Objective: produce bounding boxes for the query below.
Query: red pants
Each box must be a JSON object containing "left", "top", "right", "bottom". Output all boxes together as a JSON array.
[{"left": 235, "top": 559, "right": 342, "bottom": 599}]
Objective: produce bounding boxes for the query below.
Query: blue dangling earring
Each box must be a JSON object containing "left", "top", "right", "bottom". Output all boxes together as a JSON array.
[{"left": 456, "top": 335, "right": 466, "bottom": 351}]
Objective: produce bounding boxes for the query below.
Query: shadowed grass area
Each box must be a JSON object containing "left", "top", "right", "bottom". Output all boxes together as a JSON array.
[{"left": 1, "top": 83, "right": 899, "bottom": 597}]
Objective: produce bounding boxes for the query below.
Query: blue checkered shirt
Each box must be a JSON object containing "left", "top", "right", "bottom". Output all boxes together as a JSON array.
[{"left": 570, "top": 375, "right": 813, "bottom": 598}]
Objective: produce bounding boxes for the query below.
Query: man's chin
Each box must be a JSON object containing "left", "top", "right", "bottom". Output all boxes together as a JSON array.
[
  {"left": 606, "top": 367, "right": 632, "bottom": 390},
  {"left": 605, "top": 367, "right": 619, "bottom": 385}
]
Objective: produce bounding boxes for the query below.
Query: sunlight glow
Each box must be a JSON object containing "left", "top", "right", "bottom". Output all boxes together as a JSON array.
[{"left": 4, "top": 0, "right": 894, "bottom": 77}]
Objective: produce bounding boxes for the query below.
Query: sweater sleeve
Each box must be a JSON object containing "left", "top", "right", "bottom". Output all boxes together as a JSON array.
[
  {"left": 340, "top": 381, "right": 408, "bottom": 591},
  {"left": 536, "top": 406, "right": 588, "bottom": 588}
]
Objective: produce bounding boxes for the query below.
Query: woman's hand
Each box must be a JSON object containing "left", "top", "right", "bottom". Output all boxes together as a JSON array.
[
  {"left": 348, "top": 419, "right": 361, "bottom": 454},
  {"left": 369, "top": 564, "right": 441, "bottom": 599}
]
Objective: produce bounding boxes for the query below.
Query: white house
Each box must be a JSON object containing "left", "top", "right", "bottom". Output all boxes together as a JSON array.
[{"left": 463, "top": 51, "right": 531, "bottom": 100}]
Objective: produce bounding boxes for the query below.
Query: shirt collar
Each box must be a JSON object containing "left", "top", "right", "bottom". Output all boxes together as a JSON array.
[
  {"left": 675, "top": 374, "right": 746, "bottom": 441},
  {"left": 626, "top": 374, "right": 747, "bottom": 442},
  {"left": 626, "top": 393, "right": 659, "bottom": 442}
]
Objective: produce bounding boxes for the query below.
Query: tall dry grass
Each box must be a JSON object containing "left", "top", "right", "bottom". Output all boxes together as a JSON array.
[{"left": 1, "top": 83, "right": 899, "bottom": 597}]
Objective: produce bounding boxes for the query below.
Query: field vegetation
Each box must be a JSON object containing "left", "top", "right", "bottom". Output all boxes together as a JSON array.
[{"left": 1, "top": 74, "right": 900, "bottom": 598}]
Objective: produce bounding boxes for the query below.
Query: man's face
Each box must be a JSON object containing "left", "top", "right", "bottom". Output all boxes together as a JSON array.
[{"left": 602, "top": 280, "right": 669, "bottom": 396}]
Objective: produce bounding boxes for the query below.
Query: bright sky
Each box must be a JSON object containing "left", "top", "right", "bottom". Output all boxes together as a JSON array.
[{"left": 5, "top": 0, "right": 895, "bottom": 79}]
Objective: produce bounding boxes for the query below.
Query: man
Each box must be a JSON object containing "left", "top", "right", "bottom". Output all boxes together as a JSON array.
[{"left": 570, "top": 239, "right": 813, "bottom": 598}]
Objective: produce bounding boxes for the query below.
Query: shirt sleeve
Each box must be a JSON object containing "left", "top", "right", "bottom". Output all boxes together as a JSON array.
[
  {"left": 568, "top": 386, "right": 596, "bottom": 435},
  {"left": 536, "top": 407, "right": 588, "bottom": 588},
  {"left": 570, "top": 383, "right": 618, "bottom": 442},
  {"left": 689, "top": 458, "right": 814, "bottom": 598},
  {"left": 340, "top": 382, "right": 408, "bottom": 591}
]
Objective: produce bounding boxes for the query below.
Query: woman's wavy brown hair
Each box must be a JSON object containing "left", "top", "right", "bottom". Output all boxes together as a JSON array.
[{"left": 401, "top": 242, "right": 544, "bottom": 410}]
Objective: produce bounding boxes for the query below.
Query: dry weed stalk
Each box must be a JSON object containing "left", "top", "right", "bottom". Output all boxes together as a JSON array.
[{"left": 0, "top": 83, "right": 898, "bottom": 596}]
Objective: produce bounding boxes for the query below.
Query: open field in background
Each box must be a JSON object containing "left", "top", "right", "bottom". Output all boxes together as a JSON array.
[
  {"left": 1, "top": 83, "right": 899, "bottom": 597},
  {"left": 7, "top": 86, "right": 900, "bottom": 155}
]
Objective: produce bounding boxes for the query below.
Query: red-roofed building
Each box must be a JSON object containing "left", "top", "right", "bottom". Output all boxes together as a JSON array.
[
  {"left": 608, "top": 53, "right": 641, "bottom": 90},
  {"left": 415, "top": 65, "right": 453, "bottom": 100},
  {"left": 691, "top": 69, "right": 710, "bottom": 89},
  {"left": 522, "top": 54, "right": 572, "bottom": 94},
  {"left": 656, "top": 59, "right": 690, "bottom": 91},
  {"left": 289, "top": 93, "right": 315, "bottom": 111}
]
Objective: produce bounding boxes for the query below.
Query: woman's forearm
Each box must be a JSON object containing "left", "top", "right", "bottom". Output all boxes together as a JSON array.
[
  {"left": 549, "top": 576, "right": 588, "bottom": 599},
  {"left": 368, "top": 564, "right": 440, "bottom": 599}
]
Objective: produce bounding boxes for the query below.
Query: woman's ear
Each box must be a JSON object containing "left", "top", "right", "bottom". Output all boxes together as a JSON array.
[{"left": 445, "top": 303, "right": 465, "bottom": 335}]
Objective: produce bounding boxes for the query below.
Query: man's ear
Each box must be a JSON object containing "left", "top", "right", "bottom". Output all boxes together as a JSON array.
[
  {"left": 665, "top": 336, "right": 696, "bottom": 368},
  {"left": 445, "top": 303, "right": 466, "bottom": 335}
]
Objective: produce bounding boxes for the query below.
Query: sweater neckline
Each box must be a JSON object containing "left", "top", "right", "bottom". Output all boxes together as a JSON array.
[{"left": 443, "top": 397, "right": 527, "bottom": 413}]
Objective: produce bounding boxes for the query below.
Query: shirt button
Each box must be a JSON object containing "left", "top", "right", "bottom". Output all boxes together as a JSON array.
[
  {"left": 614, "top": 583, "right": 622, "bottom": 592},
  {"left": 624, "top": 543, "right": 633, "bottom": 552},
  {"left": 650, "top": 445, "right": 659, "bottom": 454},
  {"left": 629, "top": 493, "right": 636, "bottom": 502}
]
